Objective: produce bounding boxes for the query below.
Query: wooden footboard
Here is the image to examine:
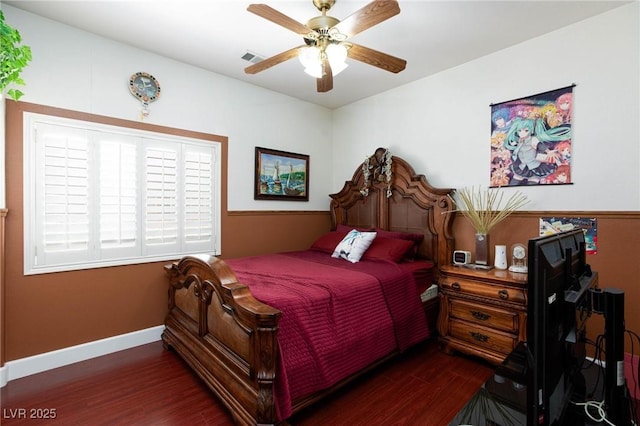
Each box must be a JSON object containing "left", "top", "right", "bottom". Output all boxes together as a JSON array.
[{"left": 162, "top": 254, "right": 282, "bottom": 425}]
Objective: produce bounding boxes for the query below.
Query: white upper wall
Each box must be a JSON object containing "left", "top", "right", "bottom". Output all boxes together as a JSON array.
[
  {"left": 2, "top": 4, "right": 334, "bottom": 211},
  {"left": 332, "top": 3, "right": 640, "bottom": 211},
  {"left": 3, "top": 3, "right": 639, "bottom": 212}
]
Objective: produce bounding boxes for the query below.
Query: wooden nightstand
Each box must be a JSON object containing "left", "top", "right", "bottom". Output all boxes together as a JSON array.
[{"left": 437, "top": 265, "right": 528, "bottom": 365}]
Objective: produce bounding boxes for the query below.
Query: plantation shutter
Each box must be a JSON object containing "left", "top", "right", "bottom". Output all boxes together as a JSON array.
[
  {"left": 143, "top": 140, "right": 179, "bottom": 256},
  {"left": 98, "top": 135, "right": 139, "bottom": 259},
  {"left": 183, "top": 144, "right": 216, "bottom": 252},
  {"left": 25, "top": 112, "right": 221, "bottom": 274},
  {"left": 35, "top": 123, "right": 92, "bottom": 266}
]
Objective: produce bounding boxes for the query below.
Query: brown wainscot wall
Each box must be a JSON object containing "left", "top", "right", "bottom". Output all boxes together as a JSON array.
[
  {"left": 3, "top": 207, "right": 330, "bottom": 362},
  {"left": 3, "top": 197, "right": 639, "bottom": 364}
]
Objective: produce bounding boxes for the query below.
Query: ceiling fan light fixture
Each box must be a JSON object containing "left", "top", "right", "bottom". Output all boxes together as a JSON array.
[
  {"left": 326, "top": 43, "right": 347, "bottom": 64},
  {"left": 298, "top": 46, "right": 320, "bottom": 69},
  {"left": 327, "top": 43, "right": 347, "bottom": 60},
  {"left": 299, "top": 46, "right": 326, "bottom": 78},
  {"left": 326, "top": 43, "right": 348, "bottom": 76},
  {"left": 304, "top": 65, "right": 323, "bottom": 78},
  {"left": 299, "top": 43, "right": 348, "bottom": 78}
]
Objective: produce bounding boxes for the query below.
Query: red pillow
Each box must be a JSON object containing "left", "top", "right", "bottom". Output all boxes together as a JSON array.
[
  {"left": 362, "top": 237, "right": 415, "bottom": 262},
  {"left": 310, "top": 230, "right": 349, "bottom": 253},
  {"left": 373, "top": 229, "right": 424, "bottom": 258}
]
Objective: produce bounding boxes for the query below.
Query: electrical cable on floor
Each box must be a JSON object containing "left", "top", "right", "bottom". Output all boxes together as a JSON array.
[
  {"left": 582, "top": 335, "right": 606, "bottom": 400},
  {"left": 571, "top": 400, "right": 615, "bottom": 425}
]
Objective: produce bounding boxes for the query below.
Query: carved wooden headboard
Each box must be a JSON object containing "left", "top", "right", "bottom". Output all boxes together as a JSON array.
[{"left": 329, "top": 148, "right": 456, "bottom": 271}]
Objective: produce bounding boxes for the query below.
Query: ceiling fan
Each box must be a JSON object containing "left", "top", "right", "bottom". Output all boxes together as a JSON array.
[{"left": 244, "top": 0, "right": 406, "bottom": 93}]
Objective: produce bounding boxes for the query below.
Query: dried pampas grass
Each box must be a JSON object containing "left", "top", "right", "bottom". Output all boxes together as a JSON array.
[{"left": 450, "top": 186, "right": 529, "bottom": 234}]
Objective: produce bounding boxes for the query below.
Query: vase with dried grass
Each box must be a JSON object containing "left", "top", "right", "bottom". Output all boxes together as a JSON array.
[{"left": 449, "top": 186, "right": 529, "bottom": 267}]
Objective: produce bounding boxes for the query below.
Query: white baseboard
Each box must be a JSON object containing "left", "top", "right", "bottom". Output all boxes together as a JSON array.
[
  {"left": 0, "top": 364, "right": 7, "bottom": 388},
  {"left": 0, "top": 325, "right": 164, "bottom": 387}
]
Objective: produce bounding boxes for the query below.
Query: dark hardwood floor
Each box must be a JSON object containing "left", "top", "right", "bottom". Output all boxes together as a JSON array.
[{"left": 1, "top": 338, "right": 494, "bottom": 425}]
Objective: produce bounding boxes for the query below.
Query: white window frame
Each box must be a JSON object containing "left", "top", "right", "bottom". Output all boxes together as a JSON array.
[{"left": 23, "top": 112, "right": 221, "bottom": 275}]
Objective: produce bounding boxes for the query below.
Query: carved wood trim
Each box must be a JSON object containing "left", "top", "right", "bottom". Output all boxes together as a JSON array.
[
  {"left": 163, "top": 254, "right": 281, "bottom": 424},
  {"left": 512, "top": 211, "right": 640, "bottom": 219},
  {"left": 330, "top": 148, "right": 456, "bottom": 273},
  {"left": 228, "top": 210, "right": 328, "bottom": 216}
]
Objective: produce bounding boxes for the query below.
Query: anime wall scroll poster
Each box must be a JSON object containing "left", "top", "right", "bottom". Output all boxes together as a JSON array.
[{"left": 490, "top": 85, "right": 574, "bottom": 187}]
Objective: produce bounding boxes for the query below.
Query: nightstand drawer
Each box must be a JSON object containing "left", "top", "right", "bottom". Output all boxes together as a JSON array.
[
  {"left": 449, "top": 299, "right": 519, "bottom": 333},
  {"left": 440, "top": 276, "right": 526, "bottom": 305},
  {"left": 449, "top": 319, "right": 517, "bottom": 356}
]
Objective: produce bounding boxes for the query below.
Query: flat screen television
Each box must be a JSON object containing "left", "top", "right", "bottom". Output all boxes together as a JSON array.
[{"left": 525, "top": 228, "right": 595, "bottom": 426}]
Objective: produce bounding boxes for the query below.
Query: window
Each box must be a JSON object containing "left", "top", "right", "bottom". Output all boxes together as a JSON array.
[{"left": 23, "top": 113, "right": 221, "bottom": 274}]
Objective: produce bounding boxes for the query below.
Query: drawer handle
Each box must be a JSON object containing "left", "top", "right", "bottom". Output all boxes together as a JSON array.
[
  {"left": 498, "top": 289, "right": 509, "bottom": 300},
  {"left": 470, "top": 331, "right": 489, "bottom": 342},
  {"left": 471, "top": 310, "right": 490, "bottom": 321},
  {"left": 451, "top": 282, "right": 461, "bottom": 291}
]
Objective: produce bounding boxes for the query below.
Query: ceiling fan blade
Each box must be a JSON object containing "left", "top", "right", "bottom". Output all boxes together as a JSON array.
[
  {"left": 247, "top": 4, "right": 314, "bottom": 36},
  {"left": 244, "top": 46, "right": 304, "bottom": 74},
  {"left": 348, "top": 43, "right": 406, "bottom": 73},
  {"left": 317, "top": 59, "right": 333, "bottom": 92},
  {"left": 333, "top": 1, "right": 400, "bottom": 38}
]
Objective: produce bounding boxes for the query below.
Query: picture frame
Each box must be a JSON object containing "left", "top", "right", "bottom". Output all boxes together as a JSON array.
[{"left": 254, "top": 147, "right": 309, "bottom": 201}]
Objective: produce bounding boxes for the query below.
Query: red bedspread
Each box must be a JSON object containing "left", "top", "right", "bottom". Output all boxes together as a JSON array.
[{"left": 226, "top": 250, "right": 429, "bottom": 420}]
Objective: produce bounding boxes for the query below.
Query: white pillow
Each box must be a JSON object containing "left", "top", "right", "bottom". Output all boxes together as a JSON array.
[{"left": 331, "top": 229, "right": 377, "bottom": 263}]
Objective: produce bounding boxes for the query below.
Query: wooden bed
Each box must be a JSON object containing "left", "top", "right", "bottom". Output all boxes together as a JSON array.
[{"left": 161, "top": 148, "right": 455, "bottom": 425}]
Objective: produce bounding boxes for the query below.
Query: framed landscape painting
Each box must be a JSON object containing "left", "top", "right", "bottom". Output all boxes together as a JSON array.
[{"left": 254, "top": 147, "right": 309, "bottom": 201}]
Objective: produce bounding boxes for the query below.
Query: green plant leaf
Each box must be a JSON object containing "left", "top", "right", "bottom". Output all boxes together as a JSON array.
[
  {"left": 0, "top": 10, "right": 32, "bottom": 97},
  {"left": 7, "top": 88, "right": 24, "bottom": 101}
]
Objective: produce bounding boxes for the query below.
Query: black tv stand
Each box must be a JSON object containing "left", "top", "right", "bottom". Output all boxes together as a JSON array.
[{"left": 586, "top": 287, "right": 631, "bottom": 426}]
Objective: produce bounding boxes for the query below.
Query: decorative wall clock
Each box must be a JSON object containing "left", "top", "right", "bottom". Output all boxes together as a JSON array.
[{"left": 129, "top": 72, "right": 161, "bottom": 118}]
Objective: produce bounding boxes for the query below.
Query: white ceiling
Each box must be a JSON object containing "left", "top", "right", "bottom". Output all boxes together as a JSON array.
[{"left": 5, "top": 0, "right": 630, "bottom": 109}]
